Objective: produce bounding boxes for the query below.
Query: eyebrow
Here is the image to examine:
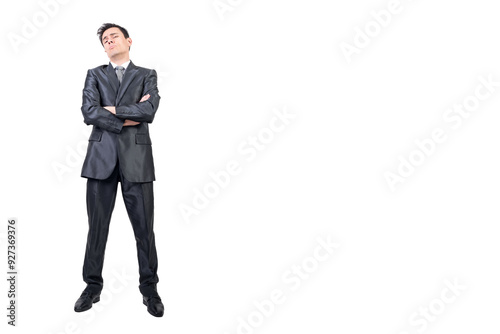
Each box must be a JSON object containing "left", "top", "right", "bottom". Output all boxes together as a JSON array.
[{"left": 102, "top": 33, "right": 118, "bottom": 41}]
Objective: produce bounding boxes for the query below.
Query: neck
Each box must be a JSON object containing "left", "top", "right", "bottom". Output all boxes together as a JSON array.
[{"left": 110, "top": 54, "right": 130, "bottom": 66}]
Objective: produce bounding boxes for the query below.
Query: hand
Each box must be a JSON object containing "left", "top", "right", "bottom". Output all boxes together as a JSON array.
[
  {"left": 105, "top": 94, "right": 149, "bottom": 115},
  {"left": 123, "top": 119, "right": 140, "bottom": 126},
  {"left": 139, "top": 94, "right": 150, "bottom": 102},
  {"left": 104, "top": 106, "right": 116, "bottom": 114}
]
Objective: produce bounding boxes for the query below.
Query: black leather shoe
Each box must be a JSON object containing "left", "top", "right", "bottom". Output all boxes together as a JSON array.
[
  {"left": 143, "top": 295, "right": 164, "bottom": 317},
  {"left": 74, "top": 291, "right": 100, "bottom": 312}
]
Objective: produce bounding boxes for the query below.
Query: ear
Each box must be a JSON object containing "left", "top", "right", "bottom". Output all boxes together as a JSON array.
[{"left": 127, "top": 37, "right": 132, "bottom": 46}]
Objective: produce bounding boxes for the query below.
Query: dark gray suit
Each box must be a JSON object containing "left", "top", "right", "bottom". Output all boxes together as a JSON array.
[
  {"left": 81, "top": 61, "right": 159, "bottom": 182},
  {"left": 79, "top": 61, "right": 161, "bottom": 297}
]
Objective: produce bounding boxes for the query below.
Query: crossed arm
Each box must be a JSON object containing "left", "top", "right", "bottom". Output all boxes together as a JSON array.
[
  {"left": 81, "top": 69, "right": 160, "bottom": 133},
  {"left": 103, "top": 93, "right": 150, "bottom": 126}
]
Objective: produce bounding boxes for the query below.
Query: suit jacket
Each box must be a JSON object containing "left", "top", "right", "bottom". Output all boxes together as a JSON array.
[{"left": 80, "top": 61, "right": 160, "bottom": 182}]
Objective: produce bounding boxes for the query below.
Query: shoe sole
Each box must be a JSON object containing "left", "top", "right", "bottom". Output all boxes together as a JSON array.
[{"left": 74, "top": 296, "right": 100, "bottom": 313}]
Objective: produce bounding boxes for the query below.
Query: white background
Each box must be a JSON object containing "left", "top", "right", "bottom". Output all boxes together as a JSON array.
[{"left": 1, "top": 0, "right": 500, "bottom": 333}]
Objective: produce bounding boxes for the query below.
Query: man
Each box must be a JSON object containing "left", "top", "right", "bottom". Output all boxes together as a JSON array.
[{"left": 74, "top": 23, "right": 164, "bottom": 317}]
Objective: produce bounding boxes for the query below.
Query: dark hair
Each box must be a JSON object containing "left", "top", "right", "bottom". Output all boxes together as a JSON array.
[{"left": 97, "top": 23, "right": 130, "bottom": 46}]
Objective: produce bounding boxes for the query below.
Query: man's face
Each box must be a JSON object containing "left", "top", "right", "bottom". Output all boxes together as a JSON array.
[{"left": 101, "top": 27, "right": 132, "bottom": 59}]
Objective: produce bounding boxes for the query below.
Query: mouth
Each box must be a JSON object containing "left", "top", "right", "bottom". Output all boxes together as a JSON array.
[{"left": 109, "top": 45, "right": 116, "bottom": 50}]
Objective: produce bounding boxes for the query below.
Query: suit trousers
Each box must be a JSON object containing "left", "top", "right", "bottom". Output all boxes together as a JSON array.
[{"left": 82, "top": 162, "right": 159, "bottom": 297}]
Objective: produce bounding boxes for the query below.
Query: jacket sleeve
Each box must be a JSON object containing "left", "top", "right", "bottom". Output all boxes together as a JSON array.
[
  {"left": 81, "top": 69, "right": 124, "bottom": 133},
  {"left": 114, "top": 69, "right": 160, "bottom": 123}
]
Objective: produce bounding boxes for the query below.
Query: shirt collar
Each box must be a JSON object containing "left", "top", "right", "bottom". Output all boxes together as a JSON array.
[{"left": 110, "top": 60, "right": 131, "bottom": 70}]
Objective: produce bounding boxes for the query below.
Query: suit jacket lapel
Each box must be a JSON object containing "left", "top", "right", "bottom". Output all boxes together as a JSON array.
[
  {"left": 106, "top": 63, "right": 119, "bottom": 95},
  {"left": 116, "top": 61, "right": 139, "bottom": 106}
]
